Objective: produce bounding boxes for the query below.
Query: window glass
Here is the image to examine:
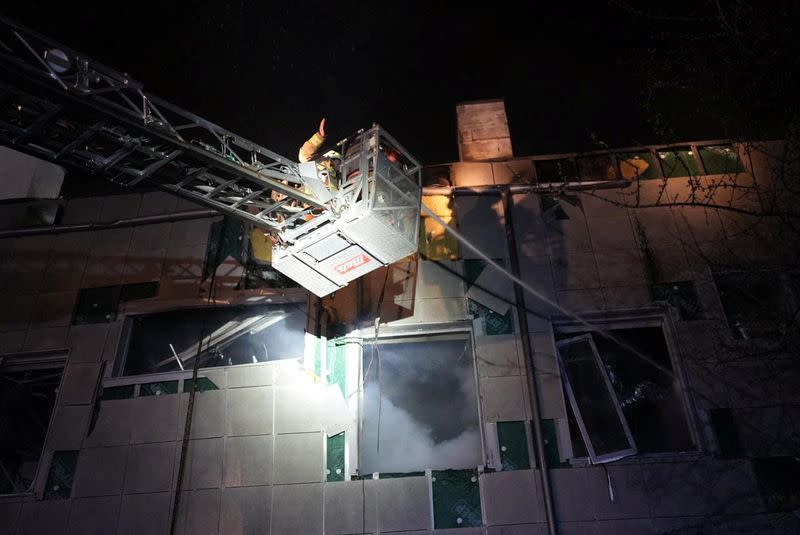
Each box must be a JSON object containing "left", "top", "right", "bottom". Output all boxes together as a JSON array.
[
  {"left": 419, "top": 195, "right": 459, "bottom": 260},
  {"left": 360, "top": 335, "right": 481, "bottom": 473},
  {"left": 657, "top": 147, "right": 700, "bottom": 178},
  {"left": 118, "top": 304, "right": 307, "bottom": 376},
  {"left": 617, "top": 151, "right": 659, "bottom": 180},
  {"left": 698, "top": 145, "right": 744, "bottom": 175},
  {"left": 557, "top": 336, "right": 634, "bottom": 461}
]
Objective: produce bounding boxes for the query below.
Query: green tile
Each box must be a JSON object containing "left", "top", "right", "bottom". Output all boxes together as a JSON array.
[
  {"left": 326, "top": 432, "right": 345, "bottom": 482},
  {"left": 102, "top": 384, "right": 135, "bottom": 400},
  {"left": 73, "top": 286, "right": 121, "bottom": 324},
  {"left": 327, "top": 340, "right": 347, "bottom": 398},
  {"left": 497, "top": 421, "right": 530, "bottom": 471},
  {"left": 468, "top": 299, "right": 514, "bottom": 336},
  {"left": 183, "top": 376, "right": 219, "bottom": 393},
  {"left": 44, "top": 451, "right": 79, "bottom": 500},
  {"left": 139, "top": 380, "right": 178, "bottom": 397},
  {"left": 531, "top": 419, "right": 570, "bottom": 469},
  {"left": 432, "top": 469, "right": 482, "bottom": 529}
]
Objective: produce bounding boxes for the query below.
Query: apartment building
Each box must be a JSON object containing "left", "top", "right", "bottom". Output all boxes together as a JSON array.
[{"left": 0, "top": 100, "right": 798, "bottom": 534}]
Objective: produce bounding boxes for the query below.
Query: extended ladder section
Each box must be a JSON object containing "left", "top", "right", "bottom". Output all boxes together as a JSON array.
[{"left": 0, "top": 17, "right": 422, "bottom": 297}]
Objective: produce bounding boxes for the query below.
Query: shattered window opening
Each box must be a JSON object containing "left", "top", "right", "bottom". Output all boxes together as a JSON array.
[
  {"left": 0, "top": 353, "right": 66, "bottom": 495},
  {"left": 114, "top": 303, "right": 308, "bottom": 377},
  {"left": 557, "top": 326, "right": 694, "bottom": 459},
  {"left": 359, "top": 333, "right": 482, "bottom": 474},
  {"left": 535, "top": 158, "right": 578, "bottom": 182}
]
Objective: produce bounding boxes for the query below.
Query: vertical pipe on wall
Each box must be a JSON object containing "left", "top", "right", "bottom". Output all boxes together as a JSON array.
[{"left": 502, "top": 190, "right": 558, "bottom": 535}]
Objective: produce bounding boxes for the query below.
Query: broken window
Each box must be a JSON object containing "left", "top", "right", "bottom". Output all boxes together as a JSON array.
[
  {"left": 73, "top": 282, "right": 160, "bottom": 325},
  {"left": 0, "top": 352, "right": 66, "bottom": 494},
  {"left": 616, "top": 150, "right": 659, "bottom": 180},
  {"left": 557, "top": 335, "right": 636, "bottom": 463},
  {"left": 577, "top": 154, "right": 617, "bottom": 181},
  {"left": 713, "top": 270, "right": 794, "bottom": 340},
  {"left": 114, "top": 303, "right": 307, "bottom": 376},
  {"left": 535, "top": 158, "right": 578, "bottom": 182},
  {"left": 698, "top": 145, "right": 744, "bottom": 175},
  {"left": 557, "top": 326, "right": 694, "bottom": 461},
  {"left": 657, "top": 147, "right": 700, "bottom": 178},
  {"left": 360, "top": 333, "right": 482, "bottom": 474},
  {"left": 419, "top": 195, "right": 459, "bottom": 261}
]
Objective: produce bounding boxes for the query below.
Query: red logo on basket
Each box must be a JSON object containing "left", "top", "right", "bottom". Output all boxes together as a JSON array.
[{"left": 334, "top": 253, "right": 371, "bottom": 274}]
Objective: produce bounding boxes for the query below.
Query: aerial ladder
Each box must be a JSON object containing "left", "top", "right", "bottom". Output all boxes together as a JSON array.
[{"left": 0, "top": 16, "right": 422, "bottom": 297}]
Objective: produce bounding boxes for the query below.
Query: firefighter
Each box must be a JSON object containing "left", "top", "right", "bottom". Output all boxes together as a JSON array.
[
  {"left": 299, "top": 118, "right": 340, "bottom": 191},
  {"left": 298, "top": 118, "right": 327, "bottom": 163}
]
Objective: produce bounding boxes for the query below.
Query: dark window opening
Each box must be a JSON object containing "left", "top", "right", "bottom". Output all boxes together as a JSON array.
[
  {"left": 0, "top": 357, "right": 65, "bottom": 494},
  {"left": 360, "top": 334, "right": 481, "bottom": 474},
  {"left": 752, "top": 457, "right": 800, "bottom": 513},
  {"left": 557, "top": 326, "right": 693, "bottom": 456},
  {"left": 116, "top": 304, "right": 307, "bottom": 377},
  {"left": 713, "top": 270, "right": 791, "bottom": 340},
  {"left": 535, "top": 158, "right": 578, "bottom": 182},
  {"left": 120, "top": 281, "right": 159, "bottom": 302},
  {"left": 577, "top": 154, "right": 617, "bottom": 181},
  {"left": 657, "top": 147, "right": 700, "bottom": 178},
  {"left": 651, "top": 281, "right": 703, "bottom": 321},
  {"left": 422, "top": 165, "right": 452, "bottom": 187},
  {"left": 73, "top": 282, "right": 160, "bottom": 325}
]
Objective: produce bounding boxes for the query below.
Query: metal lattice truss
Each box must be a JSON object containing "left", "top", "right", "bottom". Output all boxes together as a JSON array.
[{"left": 0, "top": 16, "right": 331, "bottom": 242}]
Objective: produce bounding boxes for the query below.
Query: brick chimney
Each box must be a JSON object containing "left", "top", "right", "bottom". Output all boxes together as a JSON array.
[{"left": 456, "top": 99, "right": 513, "bottom": 162}]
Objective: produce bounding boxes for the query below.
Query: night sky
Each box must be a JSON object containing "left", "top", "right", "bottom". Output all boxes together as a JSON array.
[{"left": 4, "top": 2, "right": 797, "bottom": 165}]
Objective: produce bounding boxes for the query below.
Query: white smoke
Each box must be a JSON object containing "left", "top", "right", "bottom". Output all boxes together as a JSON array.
[
  {"left": 361, "top": 384, "right": 482, "bottom": 473},
  {"left": 360, "top": 337, "right": 482, "bottom": 474}
]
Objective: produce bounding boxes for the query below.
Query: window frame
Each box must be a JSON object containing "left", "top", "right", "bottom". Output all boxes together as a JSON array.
[
  {"left": 556, "top": 333, "right": 638, "bottom": 464},
  {"left": 354, "top": 323, "right": 486, "bottom": 476},
  {"left": 552, "top": 309, "right": 703, "bottom": 458},
  {"left": 112, "top": 302, "right": 307, "bottom": 378}
]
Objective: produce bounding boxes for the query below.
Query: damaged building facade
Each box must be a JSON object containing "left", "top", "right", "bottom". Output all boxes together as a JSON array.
[{"left": 0, "top": 99, "right": 798, "bottom": 534}]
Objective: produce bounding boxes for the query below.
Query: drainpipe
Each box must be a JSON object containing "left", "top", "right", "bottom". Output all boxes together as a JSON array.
[
  {"left": 502, "top": 190, "right": 558, "bottom": 535},
  {"left": 0, "top": 209, "right": 219, "bottom": 239}
]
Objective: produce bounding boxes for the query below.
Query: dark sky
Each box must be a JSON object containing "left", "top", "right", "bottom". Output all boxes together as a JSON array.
[{"left": 4, "top": 2, "right": 794, "bottom": 164}]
